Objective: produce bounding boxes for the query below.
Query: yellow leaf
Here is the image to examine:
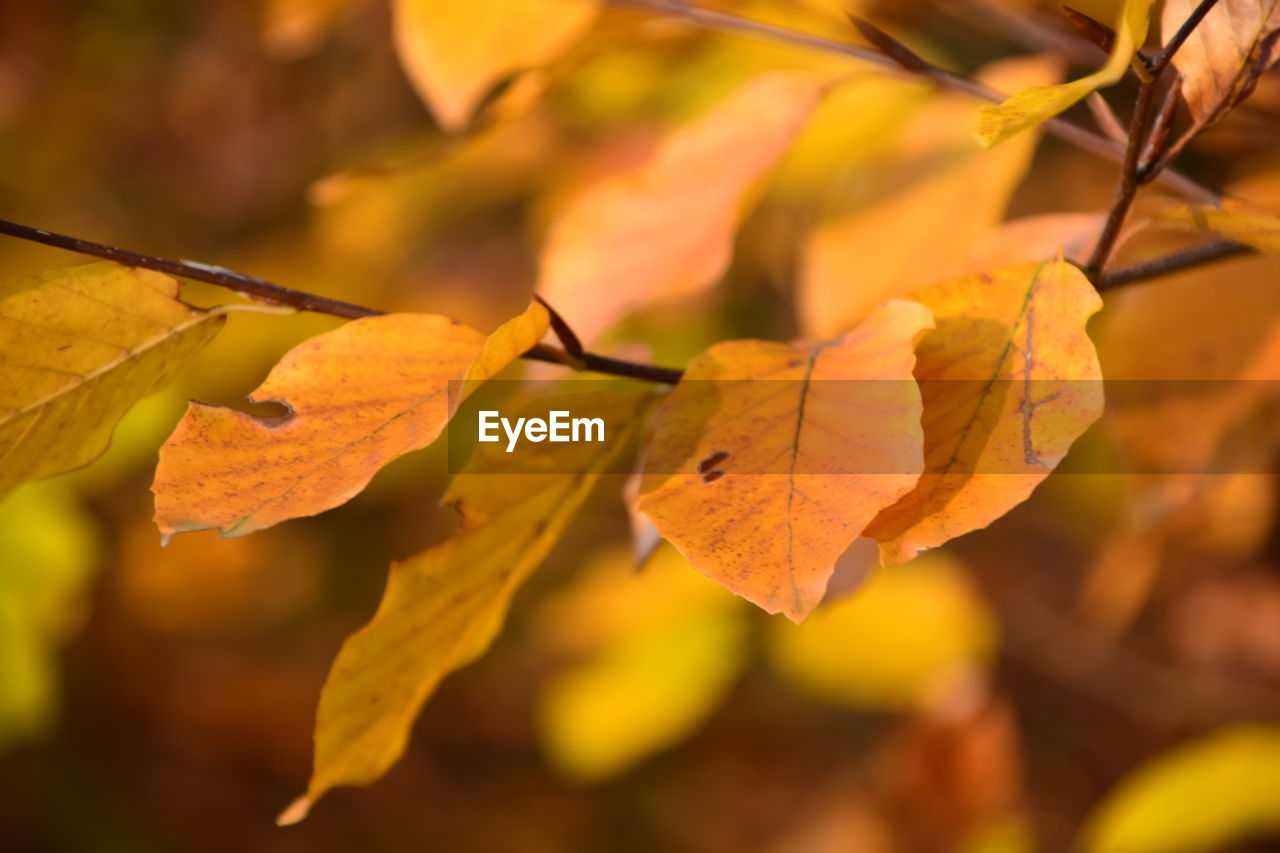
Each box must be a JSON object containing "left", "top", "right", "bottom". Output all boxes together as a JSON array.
[
  {"left": 974, "top": 0, "right": 1156, "bottom": 147},
  {"left": 865, "top": 260, "right": 1104, "bottom": 565},
  {"left": 537, "top": 72, "right": 826, "bottom": 344},
  {"left": 1150, "top": 200, "right": 1280, "bottom": 252},
  {"left": 638, "top": 299, "right": 933, "bottom": 622},
  {"left": 0, "top": 263, "right": 226, "bottom": 501},
  {"left": 280, "top": 388, "right": 651, "bottom": 823},
  {"left": 800, "top": 57, "right": 1060, "bottom": 337},
  {"left": 1083, "top": 725, "right": 1280, "bottom": 853},
  {"left": 153, "top": 301, "right": 549, "bottom": 538},
  {"left": 393, "top": 0, "right": 599, "bottom": 132},
  {"left": 0, "top": 481, "right": 97, "bottom": 751},
  {"left": 1162, "top": 0, "right": 1280, "bottom": 125},
  {"left": 535, "top": 544, "right": 747, "bottom": 782},
  {"left": 765, "top": 551, "right": 995, "bottom": 711}
]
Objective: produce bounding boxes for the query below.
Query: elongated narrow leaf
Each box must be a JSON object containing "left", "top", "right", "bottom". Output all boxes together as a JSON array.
[
  {"left": 537, "top": 72, "right": 826, "bottom": 343},
  {"left": 638, "top": 300, "right": 933, "bottom": 622},
  {"left": 153, "top": 301, "right": 549, "bottom": 538},
  {"left": 865, "top": 260, "right": 1104, "bottom": 564},
  {"left": 0, "top": 263, "right": 227, "bottom": 501},
  {"left": 393, "top": 0, "right": 599, "bottom": 132},
  {"left": 975, "top": 0, "right": 1156, "bottom": 147},
  {"left": 278, "top": 388, "right": 651, "bottom": 824}
]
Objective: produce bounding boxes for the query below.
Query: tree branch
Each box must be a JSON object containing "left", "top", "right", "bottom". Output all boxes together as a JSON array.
[
  {"left": 0, "top": 218, "right": 686, "bottom": 385},
  {"left": 605, "top": 0, "right": 1220, "bottom": 204}
]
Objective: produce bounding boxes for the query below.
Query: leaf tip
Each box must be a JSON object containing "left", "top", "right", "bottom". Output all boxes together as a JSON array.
[{"left": 276, "top": 795, "right": 313, "bottom": 826}]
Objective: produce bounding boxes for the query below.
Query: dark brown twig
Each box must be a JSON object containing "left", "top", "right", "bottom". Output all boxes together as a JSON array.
[
  {"left": 532, "top": 294, "right": 586, "bottom": 360},
  {"left": 1149, "top": 0, "right": 1222, "bottom": 76},
  {"left": 0, "top": 218, "right": 685, "bottom": 385},
  {"left": 1085, "top": 78, "right": 1163, "bottom": 278},
  {"left": 1093, "top": 239, "right": 1252, "bottom": 290}
]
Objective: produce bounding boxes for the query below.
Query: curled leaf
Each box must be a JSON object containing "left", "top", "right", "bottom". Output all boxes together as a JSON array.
[
  {"left": 975, "top": 0, "right": 1156, "bottom": 147},
  {"left": 865, "top": 260, "right": 1105, "bottom": 565}
]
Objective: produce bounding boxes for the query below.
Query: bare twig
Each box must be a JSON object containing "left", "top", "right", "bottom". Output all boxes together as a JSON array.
[
  {"left": 0, "top": 218, "right": 685, "bottom": 385},
  {"left": 1149, "top": 0, "right": 1222, "bottom": 76},
  {"left": 1085, "top": 78, "right": 1163, "bottom": 277},
  {"left": 605, "top": 0, "right": 1220, "bottom": 204},
  {"left": 1087, "top": 91, "right": 1128, "bottom": 142},
  {"left": 1094, "top": 239, "right": 1252, "bottom": 290}
]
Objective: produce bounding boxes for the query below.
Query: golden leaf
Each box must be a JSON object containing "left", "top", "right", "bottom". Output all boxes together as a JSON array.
[
  {"left": 638, "top": 299, "right": 933, "bottom": 621},
  {"left": 865, "top": 260, "right": 1104, "bottom": 564}
]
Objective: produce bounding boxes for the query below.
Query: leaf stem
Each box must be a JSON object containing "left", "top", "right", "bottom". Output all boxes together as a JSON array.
[{"left": 0, "top": 218, "right": 686, "bottom": 384}]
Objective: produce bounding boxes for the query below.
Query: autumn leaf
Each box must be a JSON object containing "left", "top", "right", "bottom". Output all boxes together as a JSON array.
[
  {"left": 975, "top": 0, "right": 1156, "bottom": 147},
  {"left": 277, "top": 388, "right": 651, "bottom": 824},
  {"left": 765, "top": 550, "right": 995, "bottom": 711},
  {"left": 1162, "top": 0, "right": 1280, "bottom": 127},
  {"left": 537, "top": 72, "right": 827, "bottom": 344},
  {"left": 153, "top": 301, "right": 549, "bottom": 538},
  {"left": 534, "top": 544, "right": 746, "bottom": 782},
  {"left": 638, "top": 299, "right": 933, "bottom": 622},
  {"left": 393, "top": 0, "right": 599, "bottom": 132},
  {"left": 864, "top": 260, "right": 1104, "bottom": 565},
  {"left": 800, "top": 57, "right": 1059, "bottom": 337},
  {"left": 1082, "top": 726, "right": 1280, "bottom": 853},
  {"left": 1149, "top": 200, "right": 1280, "bottom": 252},
  {"left": 0, "top": 263, "right": 228, "bottom": 501}
]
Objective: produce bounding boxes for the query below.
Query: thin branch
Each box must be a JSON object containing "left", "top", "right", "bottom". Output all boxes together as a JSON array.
[
  {"left": 605, "top": 0, "right": 1220, "bottom": 204},
  {"left": 1149, "top": 0, "right": 1222, "bottom": 76},
  {"left": 1094, "top": 239, "right": 1251, "bottom": 290},
  {"left": 0, "top": 218, "right": 382, "bottom": 320},
  {"left": 0, "top": 218, "right": 685, "bottom": 384},
  {"left": 1085, "top": 78, "right": 1162, "bottom": 277}
]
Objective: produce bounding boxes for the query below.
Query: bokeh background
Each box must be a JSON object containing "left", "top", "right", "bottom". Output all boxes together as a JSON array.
[{"left": 1, "top": 0, "right": 1279, "bottom": 850}]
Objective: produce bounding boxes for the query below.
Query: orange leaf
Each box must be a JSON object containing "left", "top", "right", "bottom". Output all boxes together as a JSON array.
[
  {"left": 153, "top": 302, "right": 548, "bottom": 538},
  {"left": 637, "top": 300, "right": 933, "bottom": 622},
  {"left": 798, "top": 57, "right": 1060, "bottom": 338},
  {"left": 393, "top": 0, "right": 599, "bottom": 132},
  {"left": 1161, "top": 0, "right": 1280, "bottom": 126},
  {"left": 865, "top": 260, "right": 1104, "bottom": 564},
  {"left": 537, "top": 72, "right": 826, "bottom": 344}
]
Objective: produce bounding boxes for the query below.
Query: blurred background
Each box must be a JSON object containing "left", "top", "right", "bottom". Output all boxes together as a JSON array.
[{"left": 1, "top": 0, "right": 1279, "bottom": 850}]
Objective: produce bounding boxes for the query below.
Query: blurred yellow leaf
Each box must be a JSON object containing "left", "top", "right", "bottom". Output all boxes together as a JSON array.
[
  {"left": 279, "top": 388, "right": 651, "bottom": 824},
  {"left": 765, "top": 551, "right": 995, "bottom": 710},
  {"left": 865, "top": 260, "right": 1104, "bottom": 565},
  {"left": 153, "top": 301, "right": 548, "bottom": 538},
  {"left": 538, "top": 72, "right": 826, "bottom": 343},
  {"left": 0, "top": 263, "right": 227, "bottom": 501},
  {"left": 0, "top": 482, "right": 97, "bottom": 750},
  {"left": 535, "top": 545, "right": 747, "bottom": 782},
  {"left": 1150, "top": 200, "right": 1280, "bottom": 252},
  {"left": 975, "top": 0, "right": 1155, "bottom": 147},
  {"left": 393, "top": 0, "right": 599, "bottom": 132},
  {"left": 638, "top": 299, "right": 932, "bottom": 621},
  {"left": 1083, "top": 725, "right": 1280, "bottom": 853},
  {"left": 800, "top": 57, "right": 1060, "bottom": 337}
]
